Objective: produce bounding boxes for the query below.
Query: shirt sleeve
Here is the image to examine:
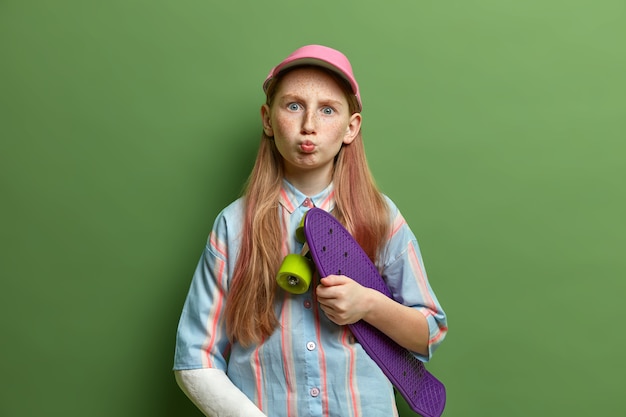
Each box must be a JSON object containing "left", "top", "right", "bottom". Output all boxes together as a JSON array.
[
  {"left": 380, "top": 198, "right": 448, "bottom": 362},
  {"left": 173, "top": 209, "right": 234, "bottom": 371}
]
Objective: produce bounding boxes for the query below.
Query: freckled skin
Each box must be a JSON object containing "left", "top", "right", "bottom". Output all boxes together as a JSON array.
[{"left": 261, "top": 67, "right": 362, "bottom": 195}]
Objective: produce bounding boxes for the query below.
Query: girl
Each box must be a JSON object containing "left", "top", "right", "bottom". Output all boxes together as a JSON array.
[{"left": 174, "top": 45, "right": 447, "bottom": 417}]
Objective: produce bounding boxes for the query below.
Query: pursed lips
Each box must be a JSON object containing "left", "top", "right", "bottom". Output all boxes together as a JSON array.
[{"left": 299, "top": 141, "right": 316, "bottom": 153}]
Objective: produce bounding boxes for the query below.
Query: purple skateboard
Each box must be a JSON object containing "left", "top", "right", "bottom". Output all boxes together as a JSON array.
[{"left": 303, "top": 208, "right": 446, "bottom": 417}]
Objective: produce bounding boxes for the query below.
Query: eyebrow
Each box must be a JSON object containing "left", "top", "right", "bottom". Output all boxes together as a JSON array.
[{"left": 278, "top": 93, "right": 345, "bottom": 108}]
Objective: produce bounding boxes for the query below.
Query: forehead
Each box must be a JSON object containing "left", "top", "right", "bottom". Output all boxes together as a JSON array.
[{"left": 273, "top": 67, "right": 349, "bottom": 101}]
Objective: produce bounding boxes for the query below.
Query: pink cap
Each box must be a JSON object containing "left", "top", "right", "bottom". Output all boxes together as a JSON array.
[{"left": 263, "top": 45, "right": 362, "bottom": 111}]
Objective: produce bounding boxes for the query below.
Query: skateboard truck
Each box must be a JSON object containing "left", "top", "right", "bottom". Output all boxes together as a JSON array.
[{"left": 276, "top": 208, "right": 446, "bottom": 417}]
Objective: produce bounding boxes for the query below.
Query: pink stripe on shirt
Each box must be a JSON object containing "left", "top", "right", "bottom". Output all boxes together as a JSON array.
[
  {"left": 341, "top": 328, "right": 360, "bottom": 417},
  {"left": 202, "top": 258, "right": 226, "bottom": 368},
  {"left": 313, "top": 287, "right": 330, "bottom": 417},
  {"left": 209, "top": 231, "right": 227, "bottom": 259},
  {"left": 408, "top": 244, "right": 436, "bottom": 312}
]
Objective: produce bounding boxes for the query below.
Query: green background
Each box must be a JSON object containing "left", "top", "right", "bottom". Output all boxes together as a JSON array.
[{"left": 1, "top": 0, "right": 624, "bottom": 416}]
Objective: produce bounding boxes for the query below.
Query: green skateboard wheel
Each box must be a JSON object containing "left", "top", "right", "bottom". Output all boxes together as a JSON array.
[{"left": 276, "top": 254, "right": 313, "bottom": 294}]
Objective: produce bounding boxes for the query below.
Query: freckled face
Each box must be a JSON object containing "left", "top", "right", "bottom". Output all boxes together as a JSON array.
[{"left": 261, "top": 67, "right": 361, "bottom": 184}]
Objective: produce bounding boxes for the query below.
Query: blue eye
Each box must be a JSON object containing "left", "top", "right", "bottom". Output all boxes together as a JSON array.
[
  {"left": 322, "top": 107, "right": 334, "bottom": 115},
  {"left": 288, "top": 103, "right": 301, "bottom": 111}
]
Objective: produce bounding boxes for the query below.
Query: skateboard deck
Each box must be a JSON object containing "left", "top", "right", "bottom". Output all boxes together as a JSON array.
[{"left": 301, "top": 208, "right": 446, "bottom": 417}]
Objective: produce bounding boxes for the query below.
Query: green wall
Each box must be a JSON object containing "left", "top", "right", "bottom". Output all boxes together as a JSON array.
[{"left": 1, "top": 1, "right": 624, "bottom": 416}]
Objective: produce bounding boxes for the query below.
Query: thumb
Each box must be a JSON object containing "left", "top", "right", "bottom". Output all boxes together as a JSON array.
[{"left": 319, "top": 275, "right": 344, "bottom": 287}]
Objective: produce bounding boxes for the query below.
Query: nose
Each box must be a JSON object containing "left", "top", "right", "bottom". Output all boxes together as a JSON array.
[{"left": 301, "top": 110, "right": 316, "bottom": 134}]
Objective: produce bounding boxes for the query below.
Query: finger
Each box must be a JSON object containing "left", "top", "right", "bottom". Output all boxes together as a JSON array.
[
  {"left": 319, "top": 275, "right": 347, "bottom": 287},
  {"left": 316, "top": 283, "right": 341, "bottom": 301},
  {"left": 318, "top": 302, "right": 333, "bottom": 317},
  {"left": 319, "top": 305, "right": 340, "bottom": 324}
]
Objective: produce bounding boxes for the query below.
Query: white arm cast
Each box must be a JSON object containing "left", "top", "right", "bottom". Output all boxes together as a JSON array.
[{"left": 175, "top": 368, "right": 267, "bottom": 417}]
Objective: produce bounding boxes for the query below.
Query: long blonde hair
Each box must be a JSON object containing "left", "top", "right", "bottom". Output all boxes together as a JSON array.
[{"left": 224, "top": 67, "right": 390, "bottom": 346}]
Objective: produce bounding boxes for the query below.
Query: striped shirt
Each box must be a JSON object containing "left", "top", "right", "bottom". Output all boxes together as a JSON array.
[{"left": 174, "top": 180, "right": 447, "bottom": 416}]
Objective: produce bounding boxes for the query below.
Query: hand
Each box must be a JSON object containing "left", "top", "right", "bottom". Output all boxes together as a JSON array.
[
  {"left": 317, "top": 275, "right": 431, "bottom": 354},
  {"left": 316, "top": 275, "right": 373, "bottom": 325}
]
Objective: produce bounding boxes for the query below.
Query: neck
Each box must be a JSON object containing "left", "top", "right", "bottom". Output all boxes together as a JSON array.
[{"left": 284, "top": 166, "right": 333, "bottom": 196}]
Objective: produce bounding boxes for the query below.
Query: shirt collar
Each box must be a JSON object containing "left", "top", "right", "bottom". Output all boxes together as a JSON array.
[{"left": 279, "top": 180, "right": 336, "bottom": 214}]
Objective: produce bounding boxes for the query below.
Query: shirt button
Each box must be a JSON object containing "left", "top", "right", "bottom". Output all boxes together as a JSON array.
[
  {"left": 303, "top": 300, "right": 312, "bottom": 309},
  {"left": 310, "top": 387, "right": 320, "bottom": 397},
  {"left": 303, "top": 198, "right": 313, "bottom": 208},
  {"left": 306, "top": 341, "right": 316, "bottom": 351}
]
